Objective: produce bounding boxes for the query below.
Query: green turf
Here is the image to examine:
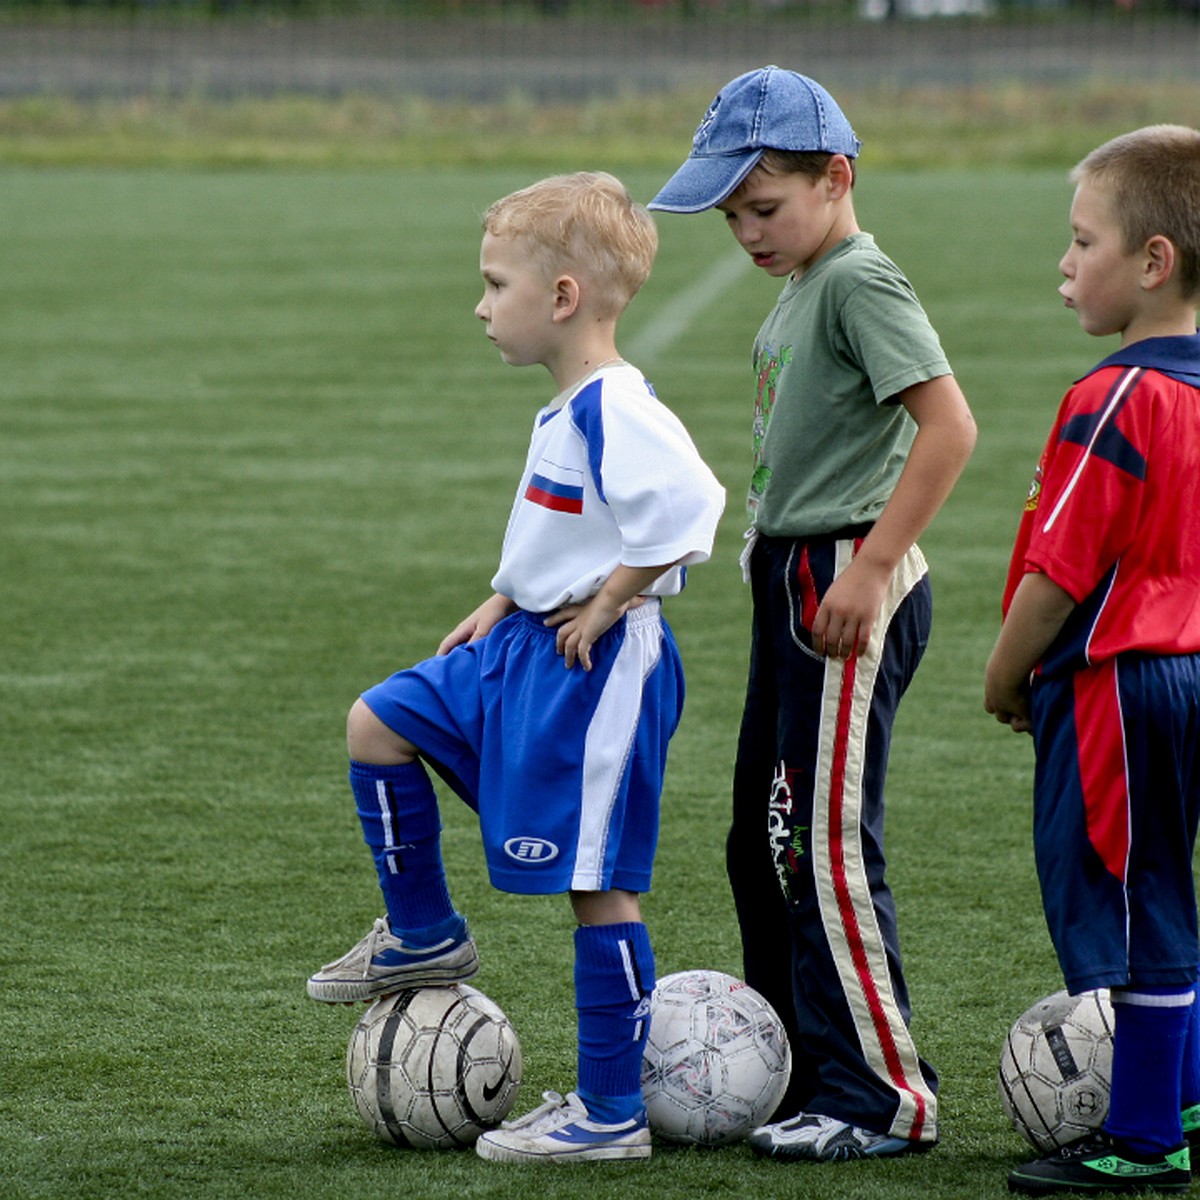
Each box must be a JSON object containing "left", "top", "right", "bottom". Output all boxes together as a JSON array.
[
  {"left": 2, "top": 164, "right": 1100, "bottom": 1198},
  {"left": 3, "top": 82, "right": 1197, "bottom": 169}
]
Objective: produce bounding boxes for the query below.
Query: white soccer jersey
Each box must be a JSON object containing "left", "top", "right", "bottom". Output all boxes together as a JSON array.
[{"left": 491, "top": 363, "right": 725, "bottom": 614}]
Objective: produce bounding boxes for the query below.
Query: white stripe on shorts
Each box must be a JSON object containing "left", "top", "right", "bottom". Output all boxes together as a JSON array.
[{"left": 570, "top": 601, "right": 662, "bottom": 891}]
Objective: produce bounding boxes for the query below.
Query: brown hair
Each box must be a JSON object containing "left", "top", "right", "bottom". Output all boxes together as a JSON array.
[
  {"left": 1071, "top": 125, "right": 1200, "bottom": 299},
  {"left": 758, "top": 149, "right": 857, "bottom": 188}
]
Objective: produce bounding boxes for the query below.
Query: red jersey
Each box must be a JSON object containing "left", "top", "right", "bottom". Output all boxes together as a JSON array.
[{"left": 1003, "top": 334, "right": 1200, "bottom": 674}]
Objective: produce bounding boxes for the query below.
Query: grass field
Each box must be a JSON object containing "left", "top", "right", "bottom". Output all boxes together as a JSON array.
[
  {"left": 0, "top": 160, "right": 1119, "bottom": 1198},
  {"left": 3, "top": 83, "right": 1197, "bottom": 170}
]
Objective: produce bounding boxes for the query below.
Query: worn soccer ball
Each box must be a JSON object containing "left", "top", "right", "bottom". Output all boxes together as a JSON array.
[
  {"left": 346, "top": 984, "right": 522, "bottom": 1149},
  {"left": 640, "top": 968, "right": 791, "bottom": 1146},
  {"left": 998, "top": 988, "right": 1114, "bottom": 1153}
]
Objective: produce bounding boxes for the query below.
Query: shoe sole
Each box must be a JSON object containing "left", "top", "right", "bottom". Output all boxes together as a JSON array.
[
  {"left": 475, "top": 1138, "right": 651, "bottom": 1164},
  {"left": 1008, "top": 1169, "right": 1190, "bottom": 1195},
  {"left": 749, "top": 1135, "right": 934, "bottom": 1162},
  {"left": 306, "top": 953, "right": 479, "bottom": 1003}
]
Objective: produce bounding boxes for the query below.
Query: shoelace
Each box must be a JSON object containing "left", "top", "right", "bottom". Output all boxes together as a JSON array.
[
  {"left": 359, "top": 917, "right": 391, "bottom": 978},
  {"left": 503, "top": 1090, "right": 580, "bottom": 1132}
]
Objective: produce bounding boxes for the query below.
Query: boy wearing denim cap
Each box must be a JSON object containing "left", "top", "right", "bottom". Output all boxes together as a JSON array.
[
  {"left": 987, "top": 125, "right": 1200, "bottom": 1195},
  {"left": 650, "top": 67, "right": 976, "bottom": 1162}
]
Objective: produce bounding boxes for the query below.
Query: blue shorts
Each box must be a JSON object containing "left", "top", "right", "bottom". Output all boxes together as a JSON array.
[
  {"left": 1031, "top": 652, "right": 1200, "bottom": 992},
  {"left": 360, "top": 600, "right": 683, "bottom": 896}
]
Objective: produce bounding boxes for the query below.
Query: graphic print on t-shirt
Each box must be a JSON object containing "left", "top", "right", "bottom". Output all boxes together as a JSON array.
[{"left": 749, "top": 342, "right": 792, "bottom": 514}]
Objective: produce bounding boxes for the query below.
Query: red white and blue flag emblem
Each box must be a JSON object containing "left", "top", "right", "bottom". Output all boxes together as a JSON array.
[{"left": 525, "top": 460, "right": 585, "bottom": 514}]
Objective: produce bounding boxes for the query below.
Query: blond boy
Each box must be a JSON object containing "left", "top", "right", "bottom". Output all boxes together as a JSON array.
[{"left": 307, "top": 172, "right": 725, "bottom": 1163}]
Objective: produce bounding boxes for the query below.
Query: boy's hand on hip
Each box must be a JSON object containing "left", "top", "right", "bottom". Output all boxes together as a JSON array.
[
  {"left": 544, "top": 595, "right": 629, "bottom": 671},
  {"left": 543, "top": 564, "right": 666, "bottom": 670},
  {"left": 438, "top": 593, "right": 516, "bottom": 655}
]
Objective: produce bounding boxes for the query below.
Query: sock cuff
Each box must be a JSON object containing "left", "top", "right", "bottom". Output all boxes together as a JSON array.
[
  {"left": 574, "top": 920, "right": 649, "bottom": 955},
  {"left": 349, "top": 759, "right": 442, "bottom": 839},
  {"left": 576, "top": 1087, "right": 645, "bottom": 1124},
  {"left": 1112, "top": 987, "right": 1196, "bottom": 1008},
  {"left": 349, "top": 759, "right": 423, "bottom": 782},
  {"left": 574, "top": 921, "right": 655, "bottom": 1001}
]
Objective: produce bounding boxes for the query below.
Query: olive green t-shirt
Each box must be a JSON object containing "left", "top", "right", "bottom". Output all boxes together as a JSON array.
[{"left": 748, "top": 232, "right": 952, "bottom": 537}]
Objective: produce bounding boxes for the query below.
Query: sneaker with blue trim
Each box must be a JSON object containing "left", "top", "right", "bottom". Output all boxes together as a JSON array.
[
  {"left": 475, "top": 1090, "right": 651, "bottom": 1163},
  {"left": 1007, "top": 1131, "right": 1190, "bottom": 1194},
  {"left": 306, "top": 916, "right": 479, "bottom": 1003},
  {"left": 748, "top": 1112, "right": 930, "bottom": 1162}
]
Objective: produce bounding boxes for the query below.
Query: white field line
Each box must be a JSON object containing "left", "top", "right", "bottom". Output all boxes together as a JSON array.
[{"left": 624, "top": 248, "right": 750, "bottom": 364}]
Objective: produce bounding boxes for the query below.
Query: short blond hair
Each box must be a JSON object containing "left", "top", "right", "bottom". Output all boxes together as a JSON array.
[
  {"left": 1072, "top": 124, "right": 1200, "bottom": 299},
  {"left": 482, "top": 172, "right": 658, "bottom": 319}
]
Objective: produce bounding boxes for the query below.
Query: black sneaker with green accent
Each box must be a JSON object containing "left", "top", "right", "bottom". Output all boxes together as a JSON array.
[
  {"left": 1181, "top": 1104, "right": 1200, "bottom": 1150},
  {"left": 1007, "top": 1131, "right": 1190, "bottom": 1195},
  {"left": 1182, "top": 1105, "right": 1200, "bottom": 1175}
]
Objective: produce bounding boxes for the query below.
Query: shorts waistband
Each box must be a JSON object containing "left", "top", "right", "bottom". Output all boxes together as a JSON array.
[
  {"left": 757, "top": 524, "right": 875, "bottom": 546},
  {"left": 518, "top": 595, "right": 662, "bottom": 632}
]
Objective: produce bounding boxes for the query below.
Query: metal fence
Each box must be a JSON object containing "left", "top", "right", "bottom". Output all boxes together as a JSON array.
[{"left": 2, "top": 1, "right": 1199, "bottom": 100}]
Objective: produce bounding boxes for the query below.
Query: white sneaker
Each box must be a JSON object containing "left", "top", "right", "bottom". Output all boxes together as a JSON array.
[
  {"left": 748, "top": 1112, "right": 928, "bottom": 1161},
  {"left": 306, "top": 916, "right": 478, "bottom": 1003},
  {"left": 475, "top": 1090, "right": 651, "bottom": 1163}
]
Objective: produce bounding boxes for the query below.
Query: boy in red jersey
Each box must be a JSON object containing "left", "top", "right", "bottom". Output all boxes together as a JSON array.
[{"left": 986, "top": 125, "right": 1200, "bottom": 1195}]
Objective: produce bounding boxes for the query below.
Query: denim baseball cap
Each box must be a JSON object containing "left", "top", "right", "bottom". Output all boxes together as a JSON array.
[{"left": 648, "top": 66, "right": 861, "bottom": 214}]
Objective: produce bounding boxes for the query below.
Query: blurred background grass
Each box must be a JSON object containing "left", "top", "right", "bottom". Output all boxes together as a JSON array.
[
  {"left": 2, "top": 0, "right": 1199, "bottom": 170},
  {"left": 2, "top": 81, "right": 1198, "bottom": 167}
]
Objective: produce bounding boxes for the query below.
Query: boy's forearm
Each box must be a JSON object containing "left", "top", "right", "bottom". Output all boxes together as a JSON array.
[
  {"left": 857, "top": 393, "right": 977, "bottom": 575},
  {"left": 988, "top": 571, "right": 1077, "bottom": 687},
  {"left": 851, "top": 376, "right": 976, "bottom": 576},
  {"left": 596, "top": 562, "right": 676, "bottom": 609}
]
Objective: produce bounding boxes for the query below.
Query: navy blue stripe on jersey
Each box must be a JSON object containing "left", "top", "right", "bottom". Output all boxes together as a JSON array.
[
  {"left": 1059, "top": 369, "right": 1147, "bottom": 481},
  {"left": 1091, "top": 332, "right": 1200, "bottom": 388}
]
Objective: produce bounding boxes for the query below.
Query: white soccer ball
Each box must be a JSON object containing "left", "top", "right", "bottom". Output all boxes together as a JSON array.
[
  {"left": 346, "top": 984, "right": 522, "bottom": 1149},
  {"left": 640, "top": 968, "right": 791, "bottom": 1146},
  {"left": 998, "top": 988, "right": 1113, "bottom": 1153}
]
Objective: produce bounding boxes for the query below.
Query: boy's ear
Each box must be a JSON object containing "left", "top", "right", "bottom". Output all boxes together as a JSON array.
[
  {"left": 552, "top": 274, "right": 581, "bottom": 321},
  {"left": 827, "top": 154, "right": 854, "bottom": 200},
  {"left": 1142, "top": 234, "right": 1177, "bottom": 292}
]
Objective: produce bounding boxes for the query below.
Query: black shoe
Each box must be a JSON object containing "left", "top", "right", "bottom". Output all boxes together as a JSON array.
[{"left": 1007, "top": 1131, "right": 1190, "bottom": 1195}]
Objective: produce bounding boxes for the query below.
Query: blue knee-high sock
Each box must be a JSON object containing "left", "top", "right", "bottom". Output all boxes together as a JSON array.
[
  {"left": 1181, "top": 970, "right": 1200, "bottom": 1114},
  {"left": 574, "top": 921, "right": 655, "bottom": 1125},
  {"left": 1104, "top": 985, "right": 1193, "bottom": 1154},
  {"left": 349, "top": 759, "right": 457, "bottom": 940}
]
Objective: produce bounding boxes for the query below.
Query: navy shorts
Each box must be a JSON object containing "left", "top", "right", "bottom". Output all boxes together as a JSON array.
[
  {"left": 1031, "top": 652, "right": 1200, "bottom": 992},
  {"left": 360, "top": 600, "right": 683, "bottom": 896}
]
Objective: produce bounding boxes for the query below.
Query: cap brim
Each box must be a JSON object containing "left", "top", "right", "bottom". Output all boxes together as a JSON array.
[{"left": 648, "top": 150, "right": 764, "bottom": 214}]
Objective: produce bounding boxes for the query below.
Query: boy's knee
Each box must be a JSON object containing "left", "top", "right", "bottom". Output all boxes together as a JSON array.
[{"left": 346, "top": 697, "right": 418, "bottom": 765}]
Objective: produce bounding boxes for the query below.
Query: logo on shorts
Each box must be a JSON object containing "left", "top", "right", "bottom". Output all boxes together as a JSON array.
[{"left": 503, "top": 837, "right": 560, "bottom": 864}]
